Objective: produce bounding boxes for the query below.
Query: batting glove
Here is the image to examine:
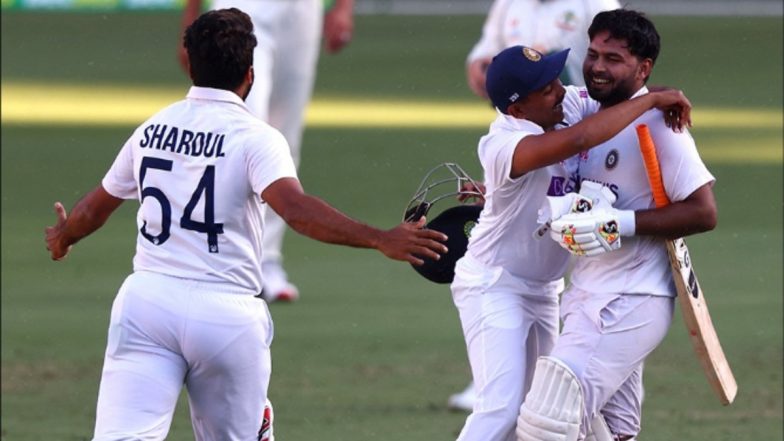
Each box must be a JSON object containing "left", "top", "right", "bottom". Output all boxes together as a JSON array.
[
  {"left": 549, "top": 208, "right": 635, "bottom": 256},
  {"left": 533, "top": 181, "right": 617, "bottom": 240},
  {"left": 533, "top": 193, "right": 592, "bottom": 239},
  {"left": 577, "top": 181, "right": 617, "bottom": 211}
]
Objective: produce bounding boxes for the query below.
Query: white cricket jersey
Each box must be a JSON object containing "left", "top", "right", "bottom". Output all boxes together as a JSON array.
[
  {"left": 102, "top": 87, "right": 298, "bottom": 293},
  {"left": 464, "top": 111, "right": 580, "bottom": 297},
  {"left": 468, "top": 0, "right": 620, "bottom": 86},
  {"left": 561, "top": 86, "right": 715, "bottom": 296}
]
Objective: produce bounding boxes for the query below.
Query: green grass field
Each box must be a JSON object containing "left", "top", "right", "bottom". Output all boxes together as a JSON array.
[{"left": 2, "top": 11, "right": 782, "bottom": 441}]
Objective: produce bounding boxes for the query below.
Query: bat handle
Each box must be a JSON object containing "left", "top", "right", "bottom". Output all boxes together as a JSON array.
[{"left": 636, "top": 124, "right": 671, "bottom": 208}]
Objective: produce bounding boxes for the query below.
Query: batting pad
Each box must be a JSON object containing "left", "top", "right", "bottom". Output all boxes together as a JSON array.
[{"left": 515, "top": 356, "right": 583, "bottom": 441}]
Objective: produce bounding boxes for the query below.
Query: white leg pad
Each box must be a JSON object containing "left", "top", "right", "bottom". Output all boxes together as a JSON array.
[
  {"left": 584, "top": 415, "right": 613, "bottom": 441},
  {"left": 516, "top": 357, "right": 583, "bottom": 441}
]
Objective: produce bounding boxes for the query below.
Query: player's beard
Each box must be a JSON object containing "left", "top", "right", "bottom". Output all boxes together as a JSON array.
[{"left": 585, "top": 72, "right": 638, "bottom": 108}]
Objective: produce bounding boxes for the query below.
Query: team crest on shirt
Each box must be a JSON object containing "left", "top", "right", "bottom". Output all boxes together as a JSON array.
[
  {"left": 605, "top": 149, "right": 619, "bottom": 170},
  {"left": 523, "top": 47, "right": 542, "bottom": 62}
]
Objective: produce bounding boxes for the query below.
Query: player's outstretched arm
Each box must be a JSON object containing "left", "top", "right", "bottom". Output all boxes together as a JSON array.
[
  {"left": 45, "top": 186, "right": 124, "bottom": 261},
  {"left": 262, "top": 178, "right": 448, "bottom": 265},
  {"left": 511, "top": 89, "right": 692, "bottom": 177}
]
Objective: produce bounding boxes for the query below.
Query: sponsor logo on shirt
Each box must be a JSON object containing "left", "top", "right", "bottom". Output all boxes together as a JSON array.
[{"left": 547, "top": 175, "right": 578, "bottom": 196}]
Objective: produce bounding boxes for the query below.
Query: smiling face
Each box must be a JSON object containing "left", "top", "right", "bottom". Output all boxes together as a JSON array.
[
  {"left": 508, "top": 78, "right": 566, "bottom": 130},
  {"left": 583, "top": 30, "right": 653, "bottom": 108}
]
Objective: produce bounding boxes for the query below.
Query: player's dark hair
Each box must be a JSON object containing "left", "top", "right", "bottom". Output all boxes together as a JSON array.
[
  {"left": 183, "top": 8, "right": 257, "bottom": 90},
  {"left": 588, "top": 9, "right": 660, "bottom": 66}
]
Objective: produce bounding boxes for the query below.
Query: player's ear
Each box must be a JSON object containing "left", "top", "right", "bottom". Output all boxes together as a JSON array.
[
  {"left": 241, "top": 66, "right": 255, "bottom": 99},
  {"left": 507, "top": 102, "right": 526, "bottom": 120},
  {"left": 637, "top": 58, "right": 654, "bottom": 82}
]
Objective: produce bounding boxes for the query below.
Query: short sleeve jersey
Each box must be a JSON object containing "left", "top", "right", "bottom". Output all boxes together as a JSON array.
[
  {"left": 467, "top": 0, "right": 620, "bottom": 86},
  {"left": 102, "top": 87, "right": 297, "bottom": 293},
  {"left": 465, "top": 111, "right": 580, "bottom": 297},
  {"left": 561, "top": 86, "right": 716, "bottom": 296}
]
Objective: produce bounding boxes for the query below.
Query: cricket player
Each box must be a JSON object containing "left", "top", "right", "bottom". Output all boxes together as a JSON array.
[
  {"left": 453, "top": 0, "right": 620, "bottom": 411},
  {"left": 450, "top": 45, "right": 692, "bottom": 441},
  {"left": 180, "top": 0, "right": 355, "bottom": 303},
  {"left": 516, "top": 9, "right": 718, "bottom": 441},
  {"left": 45, "top": 9, "right": 446, "bottom": 440},
  {"left": 466, "top": 0, "right": 620, "bottom": 100}
]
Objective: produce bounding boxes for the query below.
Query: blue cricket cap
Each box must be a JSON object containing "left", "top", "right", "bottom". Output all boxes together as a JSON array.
[{"left": 485, "top": 46, "right": 570, "bottom": 114}]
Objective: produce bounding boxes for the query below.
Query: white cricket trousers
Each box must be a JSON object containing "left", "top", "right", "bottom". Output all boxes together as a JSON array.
[
  {"left": 93, "top": 271, "right": 274, "bottom": 441},
  {"left": 549, "top": 287, "right": 674, "bottom": 439},
  {"left": 212, "top": 0, "right": 323, "bottom": 262},
  {"left": 451, "top": 256, "right": 560, "bottom": 441}
]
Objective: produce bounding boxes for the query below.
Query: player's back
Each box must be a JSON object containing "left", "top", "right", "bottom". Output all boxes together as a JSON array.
[{"left": 102, "top": 87, "right": 297, "bottom": 293}]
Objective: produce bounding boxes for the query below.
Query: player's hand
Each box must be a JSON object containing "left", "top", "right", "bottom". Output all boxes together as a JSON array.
[
  {"left": 533, "top": 192, "right": 592, "bottom": 239},
  {"left": 533, "top": 182, "right": 615, "bottom": 239},
  {"left": 549, "top": 210, "right": 622, "bottom": 256},
  {"left": 45, "top": 202, "right": 72, "bottom": 261},
  {"left": 323, "top": 2, "right": 354, "bottom": 53},
  {"left": 649, "top": 89, "right": 692, "bottom": 132},
  {"left": 466, "top": 58, "right": 492, "bottom": 99},
  {"left": 457, "top": 181, "right": 486, "bottom": 204},
  {"left": 577, "top": 181, "right": 617, "bottom": 210},
  {"left": 379, "top": 216, "right": 448, "bottom": 266}
]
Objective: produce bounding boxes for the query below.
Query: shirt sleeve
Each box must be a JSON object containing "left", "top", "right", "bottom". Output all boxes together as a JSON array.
[
  {"left": 467, "top": 0, "right": 509, "bottom": 63},
  {"left": 246, "top": 129, "right": 298, "bottom": 199},
  {"left": 561, "top": 86, "right": 601, "bottom": 125},
  {"left": 648, "top": 115, "right": 715, "bottom": 202},
  {"left": 102, "top": 138, "right": 138, "bottom": 200},
  {"left": 478, "top": 131, "right": 528, "bottom": 188}
]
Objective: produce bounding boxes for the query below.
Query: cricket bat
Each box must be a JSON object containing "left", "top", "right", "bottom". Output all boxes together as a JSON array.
[
  {"left": 637, "top": 124, "right": 738, "bottom": 406},
  {"left": 636, "top": 124, "right": 737, "bottom": 405}
]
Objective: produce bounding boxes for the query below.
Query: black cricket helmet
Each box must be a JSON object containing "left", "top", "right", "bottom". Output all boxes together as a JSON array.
[{"left": 403, "top": 163, "right": 484, "bottom": 284}]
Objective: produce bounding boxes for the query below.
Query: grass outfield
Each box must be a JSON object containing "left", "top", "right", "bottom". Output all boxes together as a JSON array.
[{"left": 2, "top": 12, "right": 782, "bottom": 441}]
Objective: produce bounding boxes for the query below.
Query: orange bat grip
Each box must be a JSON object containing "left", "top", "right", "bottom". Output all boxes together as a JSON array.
[{"left": 636, "top": 124, "right": 671, "bottom": 208}]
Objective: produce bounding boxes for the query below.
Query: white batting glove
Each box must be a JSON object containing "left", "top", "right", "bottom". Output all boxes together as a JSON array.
[
  {"left": 578, "top": 181, "right": 617, "bottom": 211},
  {"left": 533, "top": 193, "right": 592, "bottom": 239},
  {"left": 549, "top": 207, "right": 635, "bottom": 256},
  {"left": 550, "top": 210, "right": 621, "bottom": 256},
  {"left": 533, "top": 181, "right": 620, "bottom": 240}
]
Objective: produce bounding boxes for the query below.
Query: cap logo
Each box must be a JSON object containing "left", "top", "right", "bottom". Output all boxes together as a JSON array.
[
  {"left": 523, "top": 47, "right": 542, "bottom": 62},
  {"left": 509, "top": 92, "right": 520, "bottom": 103}
]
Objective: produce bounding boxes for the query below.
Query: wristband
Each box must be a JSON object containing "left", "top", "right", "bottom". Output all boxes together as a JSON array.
[{"left": 617, "top": 209, "right": 636, "bottom": 237}]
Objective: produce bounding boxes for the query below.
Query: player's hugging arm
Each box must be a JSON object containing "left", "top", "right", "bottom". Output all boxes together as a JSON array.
[
  {"left": 261, "top": 177, "right": 449, "bottom": 266},
  {"left": 511, "top": 89, "right": 692, "bottom": 177}
]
